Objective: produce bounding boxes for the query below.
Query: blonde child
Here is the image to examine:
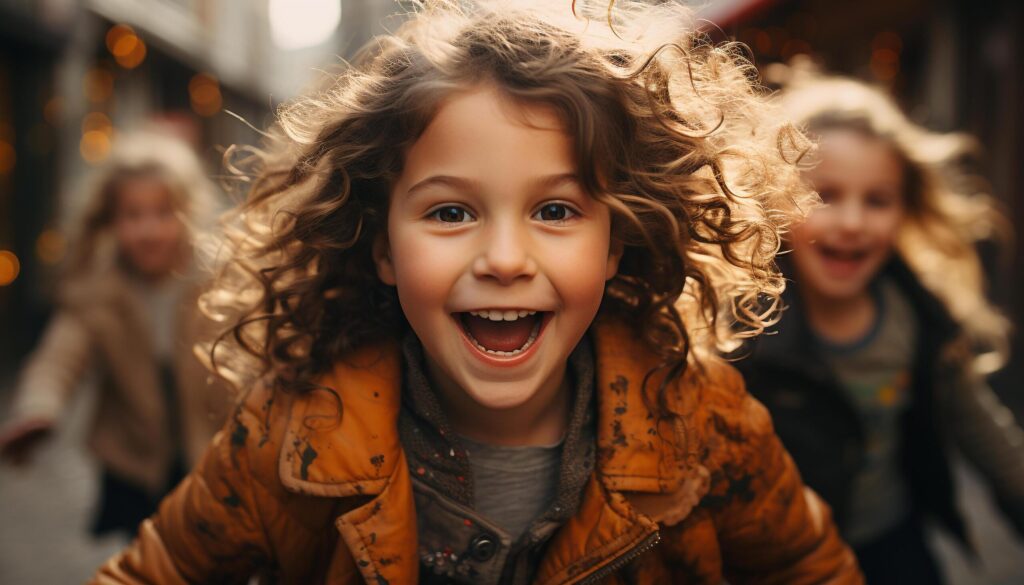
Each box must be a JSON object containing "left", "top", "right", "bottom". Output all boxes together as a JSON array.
[
  {"left": 0, "top": 132, "right": 228, "bottom": 536},
  {"left": 736, "top": 70, "right": 1024, "bottom": 584},
  {"left": 94, "top": 2, "right": 862, "bottom": 583}
]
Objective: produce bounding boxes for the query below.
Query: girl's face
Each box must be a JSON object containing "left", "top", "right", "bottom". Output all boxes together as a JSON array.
[
  {"left": 112, "top": 176, "right": 186, "bottom": 279},
  {"left": 790, "top": 129, "right": 906, "bottom": 301},
  {"left": 377, "top": 85, "right": 620, "bottom": 411}
]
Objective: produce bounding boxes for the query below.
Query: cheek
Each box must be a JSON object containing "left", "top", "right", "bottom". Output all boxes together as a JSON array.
[
  {"left": 154, "top": 218, "right": 185, "bottom": 249},
  {"left": 788, "top": 221, "right": 819, "bottom": 261},
  {"left": 387, "top": 227, "right": 460, "bottom": 317},
  {"left": 545, "top": 229, "right": 612, "bottom": 310},
  {"left": 870, "top": 211, "right": 904, "bottom": 248},
  {"left": 165, "top": 215, "right": 185, "bottom": 236},
  {"left": 791, "top": 210, "right": 830, "bottom": 245},
  {"left": 114, "top": 218, "right": 142, "bottom": 248}
]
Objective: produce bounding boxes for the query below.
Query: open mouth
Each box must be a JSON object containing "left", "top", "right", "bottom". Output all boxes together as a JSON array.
[
  {"left": 455, "top": 309, "right": 549, "bottom": 357},
  {"left": 817, "top": 243, "right": 869, "bottom": 262}
]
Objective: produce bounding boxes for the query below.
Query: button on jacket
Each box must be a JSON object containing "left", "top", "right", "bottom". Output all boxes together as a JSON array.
[{"left": 93, "top": 317, "right": 863, "bottom": 584}]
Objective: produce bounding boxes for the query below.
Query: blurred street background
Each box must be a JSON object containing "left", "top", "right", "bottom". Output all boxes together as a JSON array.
[{"left": 1, "top": 0, "right": 1023, "bottom": 582}]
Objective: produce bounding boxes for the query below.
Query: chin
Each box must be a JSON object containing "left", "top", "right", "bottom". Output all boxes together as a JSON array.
[
  {"left": 461, "top": 376, "right": 543, "bottom": 410},
  {"left": 812, "top": 276, "right": 874, "bottom": 301}
]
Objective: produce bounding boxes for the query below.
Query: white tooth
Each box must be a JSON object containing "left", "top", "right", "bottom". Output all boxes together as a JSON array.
[
  {"left": 528, "top": 310, "right": 537, "bottom": 316},
  {"left": 503, "top": 310, "right": 518, "bottom": 321},
  {"left": 518, "top": 310, "right": 528, "bottom": 318},
  {"left": 488, "top": 311, "right": 503, "bottom": 321}
]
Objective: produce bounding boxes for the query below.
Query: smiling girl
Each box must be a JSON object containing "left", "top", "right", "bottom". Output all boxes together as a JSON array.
[
  {"left": 736, "top": 71, "right": 1024, "bottom": 584},
  {"left": 0, "top": 132, "right": 227, "bottom": 536},
  {"left": 94, "top": 2, "right": 862, "bottom": 583}
]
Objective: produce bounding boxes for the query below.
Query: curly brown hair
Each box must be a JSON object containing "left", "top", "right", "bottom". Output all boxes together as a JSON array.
[{"left": 201, "top": 0, "right": 815, "bottom": 396}]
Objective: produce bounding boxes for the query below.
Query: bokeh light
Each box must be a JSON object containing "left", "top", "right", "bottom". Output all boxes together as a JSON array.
[
  {"left": 36, "top": 229, "right": 67, "bottom": 265},
  {"left": 82, "top": 111, "right": 113, "bottom": 134},
  {"left": 106, "top": 24, "right": 147, "bottom": 69},
  {"left": 871, "top": 48, "right": 900, "bottom": 81},
  {"left": 0, "top": 250, "right": 20, "bottom": 286},
  {"left": 80, "top": 129, "right": 112, "bottom": 164},
  {"left": 870, "top": 31, "right": 902, "bottom": 82},
  {"left": 188, "top": 73, "right": 223, "bottom": 117},
  {"left": 872, "top": 31, "right": 904, "bottom": 53}
]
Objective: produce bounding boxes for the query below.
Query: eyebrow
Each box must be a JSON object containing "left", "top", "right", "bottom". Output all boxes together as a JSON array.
[{"left": 405, "top": 172, "right": 581, "bottom": 198}]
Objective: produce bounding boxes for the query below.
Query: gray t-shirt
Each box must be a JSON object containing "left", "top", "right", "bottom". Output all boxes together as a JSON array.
[
  {"left": 459, "top": 435, "right": 562, "bottom": 542},
  {"left": 818, "top": 279, "right": 917, "bottom": 545}
]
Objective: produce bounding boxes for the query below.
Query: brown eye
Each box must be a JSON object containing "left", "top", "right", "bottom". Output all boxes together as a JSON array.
[
  {"left": 432, "top": 206, "right": 471, "bottom": 223},
  {"left": 535, "top": 203, "right": 576, "bottom": 222}
]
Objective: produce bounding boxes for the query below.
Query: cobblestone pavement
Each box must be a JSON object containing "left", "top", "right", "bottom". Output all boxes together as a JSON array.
[{"left": 1, "top": 382, "right": 1023, "bottom": 584}]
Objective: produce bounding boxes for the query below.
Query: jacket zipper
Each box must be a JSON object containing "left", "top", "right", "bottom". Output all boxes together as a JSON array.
[{"left": 575, "top": 530, "right": 660, "bottom": 585}]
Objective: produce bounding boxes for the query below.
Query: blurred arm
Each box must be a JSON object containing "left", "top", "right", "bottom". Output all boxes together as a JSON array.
[
  {"left": 6, "top": 311, "right": 94, "bottom": 424},
  {"left": 940, "top": 363, "right": 1024, "bottom": 537}
]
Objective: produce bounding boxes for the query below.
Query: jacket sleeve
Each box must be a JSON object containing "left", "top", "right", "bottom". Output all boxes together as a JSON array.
[
  {"left": 939, "top": 362, "right": 1024, "bottom": 537},
  {"left": 6, "top": 311, "right": 93, "bottom": 425},
  {"left": 91, "top": 398, "right": 273, "bottom": 584},
  {"left": 711, "top": 368, "right": 863, "bottom": 585}
]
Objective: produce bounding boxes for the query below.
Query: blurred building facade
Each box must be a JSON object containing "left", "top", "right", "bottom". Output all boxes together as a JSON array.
[{"left": 0, "top": 0, "right": 397, "bottom": 371}]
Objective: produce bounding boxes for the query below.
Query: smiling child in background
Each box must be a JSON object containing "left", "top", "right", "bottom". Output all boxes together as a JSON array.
[{"left": 736, "top": 70, "right": 1024, "bottom": 585}]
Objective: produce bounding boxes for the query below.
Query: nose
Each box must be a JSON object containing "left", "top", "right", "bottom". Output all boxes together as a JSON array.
[
  {"left": 835, "top": 197, "right": 866, "bottom": 233},
  {"left": 472, "top": 220, "right": 537, "bottom": 285}
]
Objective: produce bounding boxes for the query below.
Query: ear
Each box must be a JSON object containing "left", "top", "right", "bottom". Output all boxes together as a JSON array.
[
  {"left": 605, "top": 239, "right": 623, "bottom": 281},
  {"left": 372, "top": 234, "right": 397, "bottom": 286}
]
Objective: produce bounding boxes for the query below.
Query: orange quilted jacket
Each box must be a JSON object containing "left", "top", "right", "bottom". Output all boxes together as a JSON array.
[{"left": 93, "top": 318, "right": 862, "bottom": 584}]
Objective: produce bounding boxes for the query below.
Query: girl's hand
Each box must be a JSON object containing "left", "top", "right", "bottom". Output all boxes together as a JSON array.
[{"left": 0, "top": 418, "right": 55, "bottom": 466}]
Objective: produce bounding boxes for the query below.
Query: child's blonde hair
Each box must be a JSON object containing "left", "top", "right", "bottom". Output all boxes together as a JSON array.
[
  {"left": 69, "top": 131, "right": 218, "bottom": 277},
  {"left": 204, "top": 0, "right": 815, "bottom": 397},
  {"left": 778, "top": 68, "right": 1011, "bottom": 372}
]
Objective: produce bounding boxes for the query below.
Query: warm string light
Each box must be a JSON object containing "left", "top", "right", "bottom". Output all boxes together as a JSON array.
[
  {"left": 106, "top": 24, "right": 147, "bottom": 69},
  {"left": 36, "top": 229, "right": 66, "bottom": 265},
  {"left": 0, "top": 250, "right": 19, "bottom": 286},
  {"left": 870, "top": 31, "right": 903, "bottom": 82},
  {"left": 189, "top": 73, "right": 223, "bottom": 117},
  {"left": 80, "top": 111, "right": 114, "bottom": 164}
]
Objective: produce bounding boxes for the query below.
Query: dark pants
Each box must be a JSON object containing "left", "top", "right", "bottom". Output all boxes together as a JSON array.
[
  {"left": 91, "top": 363, "right": 186, "bottom": 537},
  {"left": 854, "top": 519, "right": 945, "bottom": 585},
  {"left": 90, "top": 456, "right": 186, "bottom": 537}
]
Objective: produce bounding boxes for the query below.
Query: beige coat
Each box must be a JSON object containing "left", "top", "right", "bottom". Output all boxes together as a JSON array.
[{"left": 6, "top": 263, "right": 229, "bottom": 493}]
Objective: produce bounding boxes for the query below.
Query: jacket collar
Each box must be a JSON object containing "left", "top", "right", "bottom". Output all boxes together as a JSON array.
[
  {"left": 278, "top": 316, "right": 706, "bottom": 583},
  {"left": 279, "top": 315, "right": 693, "bottom": 498}
]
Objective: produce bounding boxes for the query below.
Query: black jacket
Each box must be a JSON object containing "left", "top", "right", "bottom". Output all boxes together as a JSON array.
[{"left": 734, "top": 257, "right": 970, "bottom": 546}]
